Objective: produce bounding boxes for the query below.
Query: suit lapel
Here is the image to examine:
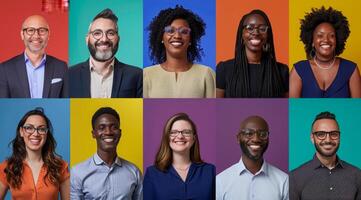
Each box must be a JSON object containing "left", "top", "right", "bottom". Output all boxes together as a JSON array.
[
  {"left": 111, "top": 59, "right": 123, "bottom": 98},
  {"left": 42, "top": 57, "right": 54, "bottom": 98},
  {"left": 16, "top": 54, "right": 31, "bottom": 98},
  {"left": 81, "top": 61, "right": 91, "bottom": 97}
]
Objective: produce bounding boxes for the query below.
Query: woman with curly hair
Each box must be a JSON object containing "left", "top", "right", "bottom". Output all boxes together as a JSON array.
[
  {"left": 0, "top": 108, "right": 69, "bottom": 199},
  {"left": 143, "top": 113, "right": 215, "bottom": 200},
  {"left": 216, "top": 9, "right": 289, "bottom": 98},
  {"left": 144, "top": 5, "right": 215, "bottom": 98},
  {"left": 290, "top": 6, "right": 361, "bottom": 98}
]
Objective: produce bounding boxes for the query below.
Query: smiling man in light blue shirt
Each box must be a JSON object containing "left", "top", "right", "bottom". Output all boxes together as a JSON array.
[{"left": 216, "top": 116, "right": 289, "bottom": 200}]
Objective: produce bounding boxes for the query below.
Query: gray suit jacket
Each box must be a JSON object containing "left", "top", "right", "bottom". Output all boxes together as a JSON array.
[{"left": 0, "top": 53, "right": 68, "bottom": 98}]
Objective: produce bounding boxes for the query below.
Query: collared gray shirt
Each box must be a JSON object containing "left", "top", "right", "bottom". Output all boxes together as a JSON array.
[
  {"left": 290, "top": 155, "right": 361, "bottom": 200},
  {"left": 216, "top": 158, "right": 289, "bottom": 200},
  {"left": 71, "top": 153, "right": 143, "bottom": 200}
]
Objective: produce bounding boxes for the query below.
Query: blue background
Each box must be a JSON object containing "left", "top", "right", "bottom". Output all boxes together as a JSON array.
[{"left": 143, "top": 0, "right": 216, "bottom": 70}]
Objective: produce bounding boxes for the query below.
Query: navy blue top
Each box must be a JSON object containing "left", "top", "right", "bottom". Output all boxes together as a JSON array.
[
  {"left": 294, "top": 58, "right": 356, "bottom": 98},
  {"left": 143, "top": 163, "right": 215, "bottom": 200}
]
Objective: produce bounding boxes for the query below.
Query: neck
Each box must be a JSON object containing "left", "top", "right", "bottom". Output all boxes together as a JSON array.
[
  {"left": 314, "top": 52, "right": 335, "bottom": 63},
  {"left": 90, "top": 57, "right": 114, "bottom": 75},
  {"left": 245, "top": 48, "right": 262, "bottom": 64},
  {"left": 172, "top": 151, "right": 191, "bottom": 167},
  {"left": 25, "top": 49, "right": 44, "bottom": 67},
  {"left": 26, "top": 148, "right": 43, "bottom": 163},
  {"left": 242, "top": 156, "right": 263, "bottom": 175},
  {"left": 162, "top": 55, "right": 191, "bottom": 72},
  {"left": 97, "top": 149, "right": 117, "bottom": 167},
  {"left": 316, "top": 152, "right": 337, "bottom": 169}
]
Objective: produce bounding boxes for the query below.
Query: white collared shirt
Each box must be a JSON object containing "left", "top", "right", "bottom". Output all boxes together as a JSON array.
[{"left": 89, "top": 58, "right": 114, "bottom": 98}]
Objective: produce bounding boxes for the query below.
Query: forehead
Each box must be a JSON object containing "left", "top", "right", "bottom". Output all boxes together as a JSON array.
[
  {"left": 95, "top": 113, "right": 119, "bottom": 125},
  {"left": 314, "top": 22, "right": 335, "bottom": 33},
  {"left": 90, "top": 18, "right": 117, "bottom": 31},
  {"left": 23, "top": 16, "right": 49, "bottom": 28},
  {"left": 25, "top": 115, "right": 46, "bottom": 125},
  {"left": 244, "top": 13, "right": 266, "bottom": 25},
  {"left": 312, "top": 119, "right": 339, "bottom": 131},
  {"left": 170, "top": 19, "right": 189, "bottom": 27},
  {"left": 171, "top": 119, "right": 192, "bottom": 129},
  {"left": 241, "top": 117, "right": 268, "bottom": 130}
]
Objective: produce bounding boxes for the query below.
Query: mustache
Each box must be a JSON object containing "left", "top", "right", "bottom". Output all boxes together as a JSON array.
[
  {"left": 320, "top": 141, "right": 336, "bottom": 146},
  {"left": 95, "top": 41, "right": 112, "bottom": 47}
]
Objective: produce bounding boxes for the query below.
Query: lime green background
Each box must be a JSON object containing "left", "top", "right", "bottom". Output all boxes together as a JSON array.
[
  {"left": 289, "top": 99, "right": 361, "bottom": 170},
  {"left": 69, "top": 0, "right": 143, "bottom": 67},
  {"left": 70, "top": 99, "right": 143, "bottom": 172}
]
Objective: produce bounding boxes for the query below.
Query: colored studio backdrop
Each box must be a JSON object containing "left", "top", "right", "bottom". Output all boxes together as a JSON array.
[
  {"left": 142, "top": 0, "right": 216, "bottom": 70},
  {"left": 216, "top": 0, "right": 289, "bottom": 65},
  {"left": 0, "top": 0, "right": 68, "bottom": 62},
  {"left": 143, "top": 99, "right": 217, "bottom": 169},
  {"left": 69, "top": 0, "right": 143, "bottom": 67},
  {"left": 216, "top": 99, "right": 289, "bottom": 174},
  {"left": 289, "top": 99, "right": 361, "bottom": 170},
  {"left": 70, "top": 99, "right": 143, "bottom": 171},
  {"left": 289, "top": 0, "right": 361, "bottom": 69}
]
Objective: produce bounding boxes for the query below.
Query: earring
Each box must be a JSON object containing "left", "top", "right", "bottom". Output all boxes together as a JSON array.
[
  {"left": 262, "top": 43, "right": 270, "bottom": 52},
  {"left": 161, "top": 41, "right": 164, "bottom": 44}
]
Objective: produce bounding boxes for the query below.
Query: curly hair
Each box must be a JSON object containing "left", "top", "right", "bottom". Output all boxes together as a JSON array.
[
  {"left": 300, "top": 6, "right": 350, "bottom": 59},
  {"left": 225, "top": 9, "right": 286, "bottom": 97},
  {"left": 147, "top": 5, "right": 206, "bottom": 64},
  {"left": 154, "top": 113, "right": 203, "bottom": 172},
  {"left": 4, "top": 108, "right": 64, "bottom": 189}
]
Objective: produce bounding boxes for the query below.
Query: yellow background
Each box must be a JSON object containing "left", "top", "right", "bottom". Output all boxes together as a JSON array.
[
  {"left": 289, "top": 0, "right": 361, "bottom": 70},
  {"left": 70, "top": 99, "right": 143, "bottom": 172}
]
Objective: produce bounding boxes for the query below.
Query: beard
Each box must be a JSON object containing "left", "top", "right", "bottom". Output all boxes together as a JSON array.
[
  {"left": 314, "top": 141, "right": 339, "bottom": 157},
  {"left": 88, "top": 40, "right": 119, "bottom": 62},
  {"left": 240, "top": 140, "right": 268, "bottom": 161}
]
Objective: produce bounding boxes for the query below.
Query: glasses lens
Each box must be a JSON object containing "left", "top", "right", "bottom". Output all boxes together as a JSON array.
[
  {"left": 258, "top": 130, "right": 269, "bottom": 139},
  {"left": 91, "top": 30, "right": 103, "bottom": 40},
  {"left": 329, "top": 131, "right": 340, "bottom": 139},
  {"left": 182, "top": 130, "right": 193, "bottom": 136},
  {"left": 179, "top": 27, "right": 191, "bottom": 35},
  {"left": 25, "top": 28, "right": 35, "bottom": 35},
  {"left": 244, "top": 24, "right": 255, "bottom": 33},
  {"left": 258, "top": 25, "right": 268, "bottom": 33},
  {"left": 164, "top": 26, "right": 175, "bottom": 34},
  {"left": 23, "top": 125, "right": 35, "bottom": 134},
  {"left": 106, "top": 30, "right": 117, "bottom": 39},
  {"left": 37, "top": 127, "right": 48, "bottom": 134},
  {"left": 37, "top": 28, "right": 48, "bottom": 36}
]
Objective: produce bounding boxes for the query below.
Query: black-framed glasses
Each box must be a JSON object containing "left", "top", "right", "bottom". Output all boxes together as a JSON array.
[
  {"left": 312, "top": 131, "right": 340, "bottom": 140},
  {"left": 89, "top": 29, "right": 118, "bottom": 40},
  {"left": 23, "top": 27, "right": 49, "bottom": 36},
  {"left": 22, "top": 125, "right": 48, "bottom": 135},
  {"left": 239, "top": 129, "right": 269, "bottom": 140},
  {"left": 243, "top": 24, "right": 269, "bottom": 34},
  {"left": 164, "top": 26, "right": 191, "bottom": 36},
  {"left": 169, "top": 129, "right": 194, "bottom": 137}
]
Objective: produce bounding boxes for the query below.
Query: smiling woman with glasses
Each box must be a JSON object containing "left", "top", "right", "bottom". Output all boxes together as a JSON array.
[
  {"left": 143, "top": 112, "right": 215, "bottom": 200},
  {"left": 216, "top": 9, "right": 289, "bottom": 98},
  {"left": 143, "top": 5, "right": 215, "bottom": 98},
  {"left": 0, "top": 108, "right": 69, "bottom": 200}
]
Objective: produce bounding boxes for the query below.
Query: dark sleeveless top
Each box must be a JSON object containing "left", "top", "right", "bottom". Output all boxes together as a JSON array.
[{"left": 294, "top": 58, "right": 356, "bottom": 98}]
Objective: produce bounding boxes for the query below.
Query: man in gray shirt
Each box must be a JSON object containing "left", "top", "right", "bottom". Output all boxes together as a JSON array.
[
  {"left": 290, "top": 111, "right": 361, "bottom": 200},
  {"left": 71, "top": 107, "right": 142, "bottom": 200}
]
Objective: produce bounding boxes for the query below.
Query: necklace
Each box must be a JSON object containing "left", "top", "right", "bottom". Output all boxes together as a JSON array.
[
  {"left": 173, "top": 164, "right": 191, "bottom": 171},
  {"left": 313, "top": 56, "right": 336, "bottom": 70}
]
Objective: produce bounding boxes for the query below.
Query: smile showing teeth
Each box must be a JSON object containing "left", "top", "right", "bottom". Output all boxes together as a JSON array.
[
  {"left": 249, "top": 145, "right": 261, "bottom": 150},
  {"left": 250, "top": 39, "right": 261, "bottom": 45},
  {"left": 320, "top": 44, "right": 331, "bottom": 49},
  {"left": 170, "top": 41, "right": 183, "bottom": 47},
  {"left": 103, "top": 138, "right": 114, "bottom": 143},
  {"left": 30, "top": 139, "right": 41, "bottom": 145},
  {"left": 175, "top": 141, "right": 186, "bottom": 144}
]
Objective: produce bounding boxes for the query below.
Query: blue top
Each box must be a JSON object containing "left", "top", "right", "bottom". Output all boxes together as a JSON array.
[
  {"left": 24, "top": 52, "right": 46, "bottom": 98},
  {"left": 143, "top": 163, "right": 215, "bottom": 200},
  {"left": 294, "top": 58, "right": 356, "bottom": 98},
  {"left": 71, "top": 153, "right": 143, "bottom": 200}
]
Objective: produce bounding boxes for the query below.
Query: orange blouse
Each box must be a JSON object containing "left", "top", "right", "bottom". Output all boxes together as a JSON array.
[{"left": 0, "top": 160, "right": 69, "bottom": 200}]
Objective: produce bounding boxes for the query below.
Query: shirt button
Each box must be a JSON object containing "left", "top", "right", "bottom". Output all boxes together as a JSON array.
[
  {"left": 330, "top": 187, "right": 333, "bottom": 190},
  {"left": 329, "top": 171, "right": 332, "bottom": 175}
]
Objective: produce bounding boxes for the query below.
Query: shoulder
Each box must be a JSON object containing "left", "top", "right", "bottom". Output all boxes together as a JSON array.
[
  {"left": 192, "top": 64, "right": 215, "bottom": 75},
  {"left": 217, "top": 59, "right": 235, "bottom": 68},
  {"left": 1, "top": 54, "right": 24, "bottom": 69},
  {"left": 119, "top": 157, "right": 142, "bottom": 176},
  {"left": 0, "top": 160, "right": 8, "bottom": 170},
  {"left": 265, "top": 162, "right": 288, "bottom": 181},
  {"left": 293, "top": 60, "right": 309, "bottom": 70},
  {"left": 69, "top": 60, "right": 88, "bottom": 72},
  {"left": 115, "top": 60, "right": 142, "bottom": 74},
  {"left": 290, "top": 159, "right": 313, "bottom": 177},
  {"left": 144, "top": 64, "right": 161, "bottom": 73},
  {"left": 216, "top": 162, "right": 239, "bottom": 181},
  {"left": 339, "top": 58, "right": 357, "bottom": 71},
  {"left": 46, "top": 55, "right": 67, "bottom": 66},
  {"left": 339, "top": 159, "right": 360, "bottom": 172},
  {"left": 276, "top": 62, "right": 289, "bottom": 72},
  {"left": 144, "top": 165, "right": 164, "bottom": 179},
  {"left": 71, "top": 156, "right": 93, "bottom": 177}
]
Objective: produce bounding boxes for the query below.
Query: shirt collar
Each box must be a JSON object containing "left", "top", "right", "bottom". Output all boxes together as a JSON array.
[
  {"left": 24, "top": 52, "right": 47, "bottom": 68},
  {"left": 93, "top": 153, "right": 122, "bottom": 167},
  {"left": 238, "top": 157, "right": 268, "bottom": 176},
  {"left": 311, "top": 154, "right": 344, "bottom": 169},
  {"left": 89, "top": 57, "right": 115, "bottom": 76}
]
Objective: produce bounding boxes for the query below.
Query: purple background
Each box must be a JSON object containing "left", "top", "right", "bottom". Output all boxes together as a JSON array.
[
  {"left": 216, "top": 99, "right": 289, "bottom": 174},
  {"left": 143, "top": 99, "right": 217, "bottom": 170}
]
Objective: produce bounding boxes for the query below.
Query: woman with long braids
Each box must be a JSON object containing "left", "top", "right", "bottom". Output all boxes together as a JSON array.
[
  {"left": 290, "top": 6, "right": 361, "bottom": 98},
  {"left": 216, "top": 9, "right": 289, "bottom": 98},
  {"left": 0, "top": 108, "right": 69, "bottom": 199}
]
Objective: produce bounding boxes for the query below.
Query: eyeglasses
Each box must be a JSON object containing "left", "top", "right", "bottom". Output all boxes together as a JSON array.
[
  {"left": 169, "top": 129, "right": 194, "bottom": 137},
  {"left": 312, "top": 131, "right": 340, "bottom": 140},
  {"left": 89, "top": 29, "right": 118, "bottom": 40},
  {"left": 23, "top": 27, "right": 49, "bottom": 36},
  {"left": 239, "top": 129, "right": 269, "bottom": 140},
  {"left": 243, "top": 24, "right": 269, "bottom": 34},
  {"left": 22, "top": 125, "right": 48, "bottom": 135},
  {"left": 164, "top": 26, "right": 191, "bottom": 36},
  {"left": 95, "top": 124, "right": 121, "bottom": 133}
]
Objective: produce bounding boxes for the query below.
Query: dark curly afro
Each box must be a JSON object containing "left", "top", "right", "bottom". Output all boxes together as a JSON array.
[
  {"left": 147, "top": 5, "right": 206, "bottom": 64},
  {"left": 300, "top": 6, "right": 350, "bottom": 59}
]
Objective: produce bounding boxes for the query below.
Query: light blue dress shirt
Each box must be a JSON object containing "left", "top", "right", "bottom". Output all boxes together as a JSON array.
[
  {"left": 216, "top": 158, "right": 289, "bottom": 200},
  {"left": 71, "top": 153, "right": 143, "bottom": 200},
  {"left": 24, "top": 53, "right": 46, "bottom": 98}
]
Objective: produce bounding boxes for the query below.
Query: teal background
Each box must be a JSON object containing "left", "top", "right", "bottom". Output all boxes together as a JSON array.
[
  {"left": 289, "top": 99, "right": 361, "bottom": 170},
  {"left": 69, "top": 0, "right": 143, "bottom": 67}
]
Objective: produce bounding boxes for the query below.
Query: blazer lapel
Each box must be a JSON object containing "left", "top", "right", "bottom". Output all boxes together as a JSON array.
[
  {"left": 16, "top": 55, "right": 31, "bottom": 98},
  {"left": 81, "top": 62, "right": 91, "bottom": 97},
  {"left": 42, "top": 57, "right": 54, "bottom": 98},
  {"left": 111, "top": 58, "right": 123, "bottom": 98}
]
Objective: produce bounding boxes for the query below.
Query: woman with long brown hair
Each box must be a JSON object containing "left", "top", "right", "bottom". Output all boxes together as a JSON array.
[
  {"left": 143, "top": 113, "right": 215, "bottom": 200},
  {"left": 0, "top": 108, "right": 69, "bottom": 199}
]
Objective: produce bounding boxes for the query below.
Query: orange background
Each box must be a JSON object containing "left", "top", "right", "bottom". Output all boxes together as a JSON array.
[
  {"left": 216, "top": 0, "right": 289, "bottom": 66},
  {"left": 0, "top": 0, "right": 68, "bottom": 63}
]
